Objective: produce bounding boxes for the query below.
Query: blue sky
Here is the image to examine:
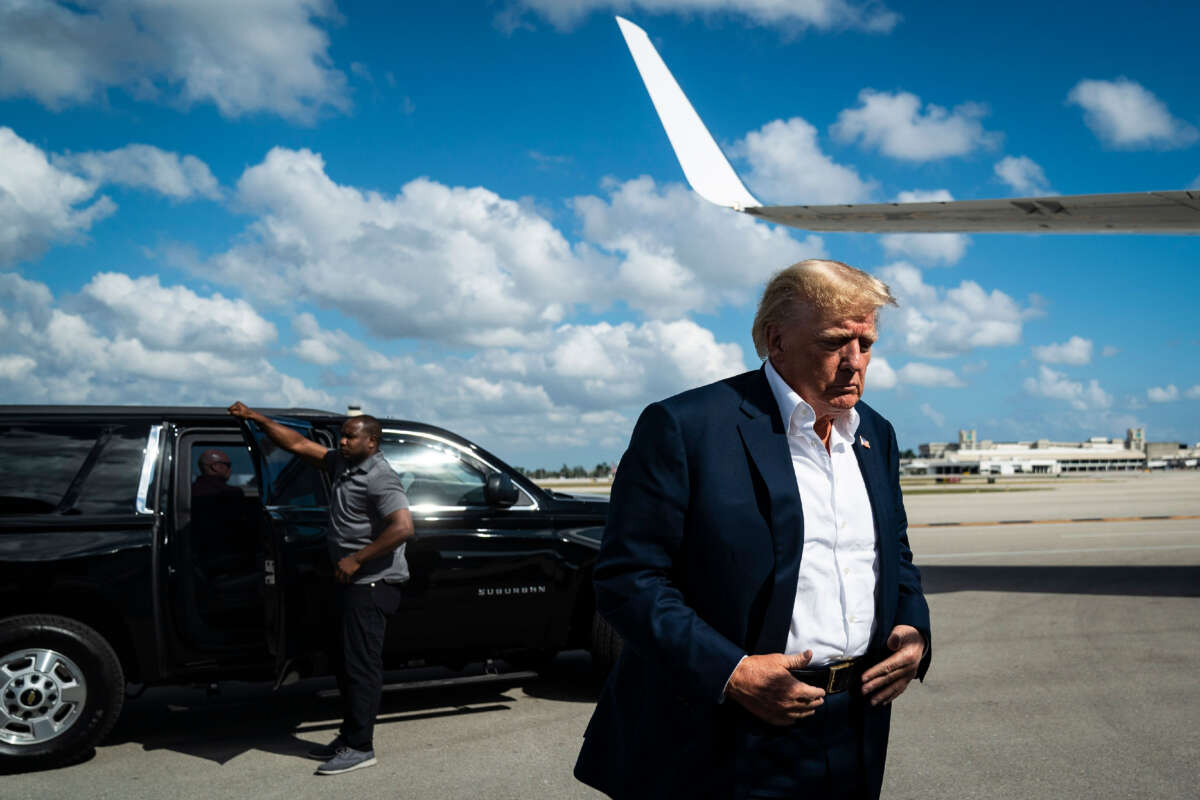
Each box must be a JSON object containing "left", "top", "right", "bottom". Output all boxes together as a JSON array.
[{"left": 1, "top": 0, "right": 1198, "bottom": 466}]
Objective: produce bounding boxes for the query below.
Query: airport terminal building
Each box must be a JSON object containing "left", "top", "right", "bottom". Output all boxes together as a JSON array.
[{"left": 908, "top": 428, "right": 1200, "bottom": 475}]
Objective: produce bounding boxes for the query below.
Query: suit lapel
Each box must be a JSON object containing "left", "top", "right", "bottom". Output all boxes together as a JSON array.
[
  {"left": 736, "top": 368, "right": 804, "bottom": 654},
  {"left": 852, "top": 417, "right": 894, "bottom": 651}
]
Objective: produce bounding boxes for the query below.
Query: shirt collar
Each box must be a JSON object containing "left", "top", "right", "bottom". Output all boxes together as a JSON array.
[
  {"left": 763, "top": 359, "right": 860, "bottom": 442},
  {"left": 344, "top": 451, "right": 384, "bottom": 476}
]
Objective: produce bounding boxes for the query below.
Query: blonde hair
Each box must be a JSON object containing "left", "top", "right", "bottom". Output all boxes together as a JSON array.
[{"left": 751, "top": 259, "right": 897, "bottom": 358}]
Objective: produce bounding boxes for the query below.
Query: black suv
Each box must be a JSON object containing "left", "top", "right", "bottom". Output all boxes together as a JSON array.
[{"left": 0, "top": 406, "right": 615, "bottom": 768}]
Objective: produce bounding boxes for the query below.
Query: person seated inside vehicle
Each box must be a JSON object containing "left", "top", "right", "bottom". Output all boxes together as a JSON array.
[
  {"left": 192, "top": 448, "right": 244, "bottom": 499},
  {"left": 189, "top": 448, "right": 257, "bottom": 619}
]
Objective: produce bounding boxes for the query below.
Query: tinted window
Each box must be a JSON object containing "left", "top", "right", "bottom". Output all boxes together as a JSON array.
[
  {"left": 257, "top": 437, "right": 327, "bottom": 507},
  {"left": 187, "top": 442, "right": 257, "bottom": 499},
  {"left": 74, "top": 425, "right": 151, "bottom": 514},
  {"left": 379, "top": 435, "right": 530, "bottom": 508},
  {"left": 0, "top": 423, "right": 148, "bottom": 515},
  {"left": 380, "top": 437, "right": 485, "bottom": 507}
]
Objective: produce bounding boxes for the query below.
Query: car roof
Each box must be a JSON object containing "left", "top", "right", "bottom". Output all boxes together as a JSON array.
[
  {"left": 0, "top": 405, "right": 565, "bottom": 506},
  {"left": 0, "top": 405, "right": 493, "bottom": 460},
  {"left": 0, "top": 404, "right": 340, "bottom": 421}
]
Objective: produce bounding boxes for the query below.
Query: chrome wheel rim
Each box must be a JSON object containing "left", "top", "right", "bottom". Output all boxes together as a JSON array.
[{"left": 1, "top": 648, "right": 87, "bottom": 746}]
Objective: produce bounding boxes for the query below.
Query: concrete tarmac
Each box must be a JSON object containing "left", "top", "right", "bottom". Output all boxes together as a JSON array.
[{"left": 5, "top": 473, "right": 1198, "bottom": 799}]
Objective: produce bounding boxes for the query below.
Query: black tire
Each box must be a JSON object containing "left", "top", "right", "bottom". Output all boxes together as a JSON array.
[
  {"left": 0, "top": 615, "right": 125, "bottom": 769},
  {"left": 589, "top": 612, "right": 623, "bottom": 674}
]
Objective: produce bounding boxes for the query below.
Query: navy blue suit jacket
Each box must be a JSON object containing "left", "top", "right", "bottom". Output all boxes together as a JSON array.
[{"left": 575, "top": 367, "right": 931, "bottom": 799}]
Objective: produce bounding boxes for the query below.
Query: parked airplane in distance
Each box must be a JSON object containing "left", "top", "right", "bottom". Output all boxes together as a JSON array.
[{"left": 615, "top": 17, "right": 1200, "bottom": 235}]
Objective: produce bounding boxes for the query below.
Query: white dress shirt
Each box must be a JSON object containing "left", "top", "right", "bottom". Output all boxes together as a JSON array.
[{"left": 764, "top": 360, "right": 879, "bottom": 667}]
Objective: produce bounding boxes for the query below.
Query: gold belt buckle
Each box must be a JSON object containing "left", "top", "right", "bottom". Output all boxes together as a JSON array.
[{"left": 825, "top": 660, "right": 852, "bottom": 693}]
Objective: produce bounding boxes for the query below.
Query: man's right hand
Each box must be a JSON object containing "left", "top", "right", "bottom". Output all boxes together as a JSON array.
[
  {"left": 724, "top": 651, "right": 825, "bottom": 726},
  {"left": 227, "top": 401, "right": 260, "bottom": 422},
  {"left": 229, "top": 400, "right": 328, "bottom": 468}
]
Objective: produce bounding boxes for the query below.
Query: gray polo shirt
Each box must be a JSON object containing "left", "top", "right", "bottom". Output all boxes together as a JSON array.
[{"left": 324, "top": 450, "right": 410, "bottom": 584}]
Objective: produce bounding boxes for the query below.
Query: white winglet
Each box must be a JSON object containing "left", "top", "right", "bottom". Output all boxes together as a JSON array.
[
  {"left": 615, "top": 16, "right": 760, "bottom": 211},
  {"left": 616, "top": 17, "right": 1200, "bottom": 234}
]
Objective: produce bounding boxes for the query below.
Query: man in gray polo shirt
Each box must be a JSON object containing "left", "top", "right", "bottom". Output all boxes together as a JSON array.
[{"left": 228, "top": 402, "right": 414, "bottom": 776}]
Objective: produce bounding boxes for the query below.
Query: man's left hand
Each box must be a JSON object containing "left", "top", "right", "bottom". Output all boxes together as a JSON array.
[
  {"left": 861, "top": 624, "right": 925, "bottom": 706},
  {"left": 335, "top": 555, "right": 361, "bottom": 584}
]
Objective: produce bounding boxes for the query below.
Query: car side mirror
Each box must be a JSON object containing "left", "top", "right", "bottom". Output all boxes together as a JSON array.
[{"left": 484, "top": 472, "right": 519, "bottom": 508}]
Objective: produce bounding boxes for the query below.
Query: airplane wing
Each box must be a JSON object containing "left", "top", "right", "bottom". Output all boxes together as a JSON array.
[{"left": 615, "top": 16, "right": 1200, "bottom": 234}]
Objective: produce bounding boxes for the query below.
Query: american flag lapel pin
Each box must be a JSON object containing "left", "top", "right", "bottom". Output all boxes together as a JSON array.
[{"left": 859, "top": 435, "right": 870, "bottom": 449}]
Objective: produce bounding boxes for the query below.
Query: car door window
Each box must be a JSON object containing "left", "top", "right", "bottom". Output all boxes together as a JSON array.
[
  {"left": 378, "top": 436, "right": 490, "bottom": 508},
  {"left": 254, "top": 435, "right": 327, "bottom": 508},
  {"left": 0, "top": 423, "right": 148, "bottom": 515},
  {"left": 187, "top": 442, "right": 257, "bottom": 500},
  {"left": 377, "top": 434, "right": 535, "bottom": 509}
]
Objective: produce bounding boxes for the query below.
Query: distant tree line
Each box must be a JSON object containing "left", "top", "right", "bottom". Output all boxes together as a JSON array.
[{"left": 517, "top": 463, "right": 613, "bottom": 479}]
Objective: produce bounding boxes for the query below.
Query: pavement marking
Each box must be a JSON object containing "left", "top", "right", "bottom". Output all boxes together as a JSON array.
[
  {"left": 917, "top": 543, "right": 1200, "bottom": 560},
  {"left": 909, "top": 514, "right": 1200, "bottom": 529}
]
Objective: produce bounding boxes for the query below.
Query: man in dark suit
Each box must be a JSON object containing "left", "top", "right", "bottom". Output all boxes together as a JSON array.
[{"left": 575, "top": 259, "right": 931, "bottom": 799}]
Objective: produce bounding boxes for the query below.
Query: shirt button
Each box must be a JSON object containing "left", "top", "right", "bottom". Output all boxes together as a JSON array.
[
  {"left": 848, "top": 615, "right": 857, "bottom": 623},
  {"left": 843, "top": 568, "right": 850, "bottom": 575}
]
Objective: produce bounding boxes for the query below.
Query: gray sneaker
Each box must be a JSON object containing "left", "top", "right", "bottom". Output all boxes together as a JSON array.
[
  {"left": 306, "top": 734, "right": 346, "bottom": 761},
  {"left": 315, "top": 746, "right": 377, "bottom": 776}
]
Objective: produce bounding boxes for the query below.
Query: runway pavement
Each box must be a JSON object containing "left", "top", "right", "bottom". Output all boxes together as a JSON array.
[{"left": 5, "top": 473, "right": 1198, "bottom": 799}]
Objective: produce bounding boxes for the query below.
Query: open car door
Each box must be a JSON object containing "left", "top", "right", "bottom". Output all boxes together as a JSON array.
[{"left": 240, "top": 417, "right": 331, "bottom": 687}]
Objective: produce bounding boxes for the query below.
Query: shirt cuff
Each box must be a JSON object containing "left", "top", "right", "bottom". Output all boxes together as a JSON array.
[{"left": 718, "top": 655, "right": 748, "bottom": 703}]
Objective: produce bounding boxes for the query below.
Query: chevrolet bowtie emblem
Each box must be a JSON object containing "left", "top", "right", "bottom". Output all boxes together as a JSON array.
[{"left": 859, "top": 436, "right": 870, "bottom": 449}]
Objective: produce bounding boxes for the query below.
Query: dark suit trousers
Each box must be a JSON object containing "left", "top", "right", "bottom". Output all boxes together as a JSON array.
[
  {"left": 740, "top": 690, "right": 885, "bottom": 800},
  {"left": 331, "top": 581, "right": 403, "bottom": 751}
]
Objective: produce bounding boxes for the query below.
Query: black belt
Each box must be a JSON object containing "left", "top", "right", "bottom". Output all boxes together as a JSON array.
[{"left": 788, "top": 657, "right": 867, "bottom": 694}]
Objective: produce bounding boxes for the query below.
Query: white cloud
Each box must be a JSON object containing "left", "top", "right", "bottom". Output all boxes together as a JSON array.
[
  {"left": 210, "top": 154, "right": 820, "bottom": 342},
  {"left": 0, "top": 0, "right": 349, "bottom": 122},
  {"left": 80, "top": 272, "right": 277, "bottom": 352},
  {"left": 831, "top": 90, "right": 999, "bottom": 161},
  {"left": 866, "top": 356, "right": 897, "bottom": 390},
  {"left": 878, "top": 262, "right": 1034, "bottom": 357},
  {"left": 0, "top": 271, "right": 328, "bottom": 408},
  {"left": 1185, "top": 385, "right": 1200, "bottom": 399},
  {"left": 0, "top": 127, "right": 115, "bottom": 266},
  {"left": 1147, "top": 384, "right": 1179, "bottom": 403},
  {"left": 897, "top": 362, "right": 965, "bottom": 388},
  {"left": 293, "top": 337, "right": 342, "bottom": 367},
  {"left": 54, "top": 145, "right": 220, "bottom": 201},
  {"left": 533, "top": 319, "right": 748, "bottom": 408},
  {"left": 880, "top": 190, "right": 969, "bottom": 266},
  {"left": 919, "top": 403, "right": 944, "bottom": 428},
  {"left": 291, "top": 313, "right": 394, "bottom": 371},
  {"left": 1023, "top": 365, "right": 1111, "bottom": 411},
  {"left": 209, "top": 147, "right": 600, "bottom": 346},
  {"left": 573, "top": 176, "right": 824, "bottom": 317},
  {"left": 284, "top": 315, "right": 749, "bottom": 459},
  {"left": 994, "top": 156, "right": 1053, "bottom": 196},
  {"left": 0, "top": 354, "right": 36, "bottom": 381},
  {"left": 211, "top": 151, "right": 820, "bottom": 347},
  {"left": 0, "top": 262, "right": 757, "bottom": 461},
  {"left": 1, "top": 129, "right": 227, "bottom": 266},
  {"left": 1067, "top": 78, "right": 1198, "bottom": 150},
  {"left": 1033, "top": 336, "right": 1093, "bottom": 365},
  {"left": 732, "top": 117, "right": 876, "bottom": 205},
  {"left": 499, "top": 0, "right": 900, "bottom": 33},
  {"left": 1101, "top": 345, "right": 1119, "bottom": 358}
]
